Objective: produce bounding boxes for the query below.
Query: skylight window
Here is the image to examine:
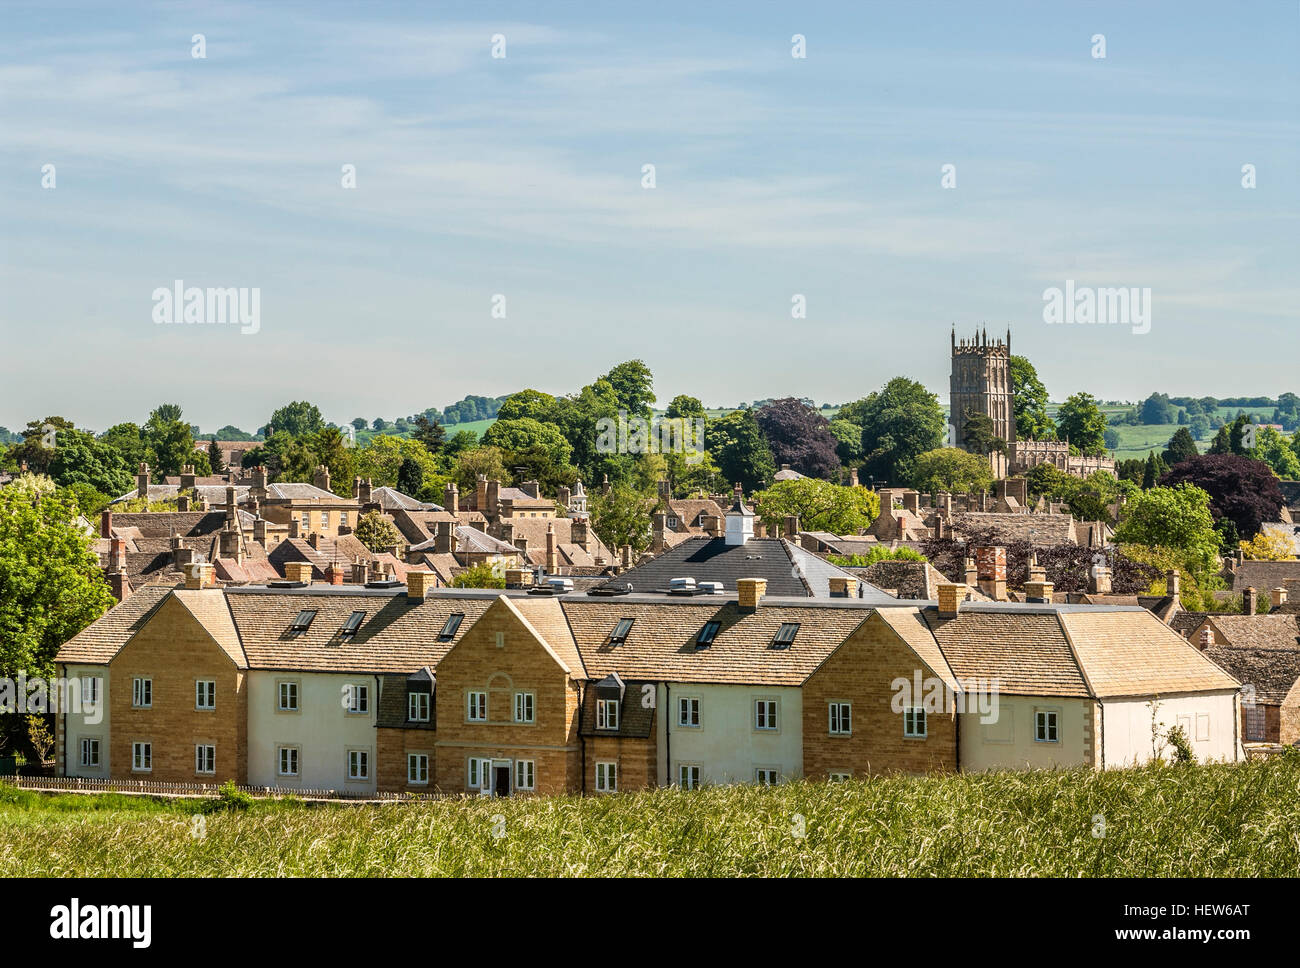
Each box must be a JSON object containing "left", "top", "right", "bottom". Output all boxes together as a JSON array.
[
  {"left": 772, "top": 623, "right": 800, "bottom": 648},
  {"left": 339, "top": 611, "right": 365, "bottom": 639},
  {"left": 697, "top": 621, "right": 721, "bottom": 648},
  {"left": 288, "top": 610, "right": 317, "bottom": 636},
  {"left": 438, "top": 613, "right": 465, "bottom": 641},
  {"left": 609, "top": 618, "right": 635, "bottom": 644}
]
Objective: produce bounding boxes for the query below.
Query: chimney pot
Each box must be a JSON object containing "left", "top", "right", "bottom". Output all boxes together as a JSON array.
[{"left": 1271, "top": 587, "right": 1288, "bottom": 609}]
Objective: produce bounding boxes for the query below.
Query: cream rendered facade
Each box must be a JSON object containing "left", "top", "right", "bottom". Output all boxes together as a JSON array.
[
  {"left": 654, "top": 683, "right": 803, "bottom": 786},
  {"left": 1099, "top": 691, "right": 1240, "bottom": 767},
  {"left": 957, "top": 696, "right": 1091, "bottom": 772},
  {"left": 246, "top": 671, "right": 378, "bottom": 792},
  {"left": 60, "top": 662, "right": 111, "bottom": 779}
]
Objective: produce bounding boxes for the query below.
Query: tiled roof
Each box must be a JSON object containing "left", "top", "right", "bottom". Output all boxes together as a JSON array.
[
  {"left": 55, "top": 585, "right": 172, "bottom": 664},
  {"left": 509, "top": 597, "right": 586, "bottom": 677},
  {"left": 923, "top": 609, "right": 1090, "bottom": 697},
  {"left": 1203, "top": 646, "right": 1300, "bottom": 704},
  {"left": 1199, "top": 614, "right": 1300, "bottom": 652},
  {"left": 1231, "top": 561, "right": 1300, "bottom": 592},
  {"left": 368, "top": 487, "right": 443, "bottom": 512},
  {"left": 875, "top": 608, "right": 959, "bottom": 692},
  {"left": 952, "top": 512, "right": 1079, "bottom": 546},
  {"left": 172, "top": 590, "right": 247, "bottom": 667}
]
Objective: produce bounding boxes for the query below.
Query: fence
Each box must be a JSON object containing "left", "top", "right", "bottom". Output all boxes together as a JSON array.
[{"left": 3, "top": 774, "right": 442, "bottom": 802}]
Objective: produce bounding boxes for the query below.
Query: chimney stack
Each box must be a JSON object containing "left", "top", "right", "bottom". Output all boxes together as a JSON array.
[
  {"left": 283, "top": 561, "right": 314, "bottom": 584},
  {"left": 937, "top": 583, "right": 967, "bottom": 618},
  {"left": 505, "top": 567, "right": 534, "bottom": 590},
  {"left": 177, "top": 494, "right": 191, "bottom": 512},
  {"left": 828, "top": 576, "right": 858, "bottom": 598},
  {"left": 848, "top": 467, "right": 859, "bottom": 487},
  {"left": 1088, "top": 563, "right": 1112, "bottom": 595},
  {"left": 1166, "top": 570, "right": 1181, "bottom": 598},
  {"left": 405, "top": 570, "right": 436, "bottom": 599},
  {"left": 737, "top": 577, "right": 767, "bottom": 612},
  {"left": 1198, "top": 626, "right": 1215, "bottom": 650},
  {"left": 100, "top": 510, "right": 113, "bottom": 539},
  {"left": 183, "top": 561, "right": 214, "bottom": 590},
  {"left": 1024, "top": 580, "right": 1054, "bottom": 603},
  {"left": 1027, "top": 550, "right": 1046, "bottom": 584},
  {"left": 351, "top": 560, "right": 369, "bottom": 585},
  {"left": 180, "top": 464, "right": 196, "bottom": 490},
  {"left": 784, "top": 515, "right": 800, "bottom": 540},
  {"left": 327, "top": 562, "right": 345, "bottom": 585},
  {"left": 444, "top": 482, "right": 459, "bottom": 517},
  {"left": 975, "top": 546, "right": 1007, "bottom": 601},
  {"left": 1242, "top": 587, "right": 1258, "bottom": 616},
  {"left": 137, "top": 462, "right": 150, "bottom": 500},
  {"left": 546, "top": 523, "right": 558, "bottom": 574},
  {"left": 314, "top": 465, "right": 331, "bottom": 493},
  {"left": 1271, "top": 587, "right": 1288, "bottom": 609}
]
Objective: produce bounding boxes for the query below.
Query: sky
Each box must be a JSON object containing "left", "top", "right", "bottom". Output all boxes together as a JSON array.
[{"left": 1, "top": 0, "right": 1296, "bottom": 434}]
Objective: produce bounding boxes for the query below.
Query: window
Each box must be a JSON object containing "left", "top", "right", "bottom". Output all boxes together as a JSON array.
[
  {"left": 904, "top": 707, "right": 927, "bottom": 738},
  {"left": 754, "top": 699, "right": 778, "bottom": 730},
  {"left": 80, "top": 738, "right": 100, "bottom": 768},
  {"left": 772, "top": 623, "right": 800, "bottom": 648},
  {"left": 467, "top": 757, "right": 492, "bottom": 791},
  {"left": 515, "top": 759, "right": 535, "bottom": 791},
  {"left": 609, "top": 618, "right": 634, "bottom": 644},
  {"left": 1034, "top": 710, "right": 1058, "bottom": 743},
  {"left": 278, "top": 747, "right": 299, "bottom": 777},
  {"left": 829, "top": 702, "right": 852, "bottom": 735},
  {"left": 340, "top": 511, "right": 349, "bottom": 528},
  {"left": 438, "top": 613, "right": 465, "bottom": 641},
  {"left": 467, "top": 691, "right": 487, "bottom": 722},
  {"left": 289, "top": 610, "right": 317, "bottom": 636},
  {"left": 514, "top": 692, "right": 535, "bottom": 723},
  {"left": 1196, "top": 713, "right": 1211, "bottom": 743},
  {"left": 80, "top": 676, "right": 100, "bottom": 705},
  {"left": 347, "top": 749, "right": 369, "bottom": 780},
  {"left": 828, "top": 772, "right": 851, "bottom": 783},
  {"left": 407, "top": 753, "right": 429, "bottom": 785},
  {"left": 321, "top": 511, "right": 330, "bottom": 530},
  {"left": 196, "top": 680, "right": 215, "bottom": 710},
  {"left": 299, "top": 512, "right": 310, "bottom": 531},
  {"left": 132, "top": 677, "right": 152, "bottom": 709},
  {"left": 1245, "top": 705, "right": 1266, "bottom": 742},
  {"left": 340, "top": 611, "right": 366, "bottom": 639},
  {"left": 132, "top": 742, "right": 151, "bottom": 772},
  {"left": 696, "top": 621, "right": 721, "bottom": 647},
  {"left": 408, "top": 692, "right": 430, "bottom": 722},
  {"left": 755, "top": 768, "right": 780, "bottom": 786},
  {"left": 278, "top": 680, "right": 299, "bottom": 712},
  {"left": 679, "top": 765, "right": 701, "bottom": 790},
  {"left": 678, "top": 697, "right": 701, "bottom": 728},
  {"left": 595, "top": 761, "right": 617, "bottom": 793},
  {"left": 666, "top": 516, "right": 678, "bottom": 528},
  {"left": 195, "top": 744, "right": 215, "bottom": 774},
  {"left": 597, "top": 698, "right": 619, "bottom": 730},
  {"left": 345, "top": 683, "right": 369, "bottom": 714}
]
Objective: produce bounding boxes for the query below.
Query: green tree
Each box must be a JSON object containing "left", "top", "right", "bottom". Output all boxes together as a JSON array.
[
  {"left": 704, "top": 409, "right": 776, "bottom": 494},
  {"left": 602, "top": 360, "right": 656, "bottom": 418},
  {"left": 960, "top": 411, "right": 1006, "bottom": 457},
  {"left": 828, "top": 418, "right": 864, "bottom": 467},
  {"left": 309, "top": 427, "right": 352, "bottom": 495},
  {"left": 1055, "top": 393, "right": 1108, "bottom": 456},
  {"left": 496, "top": 389, "right": 560, "bottom": 424},
  {"left": 1009, "top": 355, "right": 1055, "bottom": 440},
  {"left": 664, "top": 395, "right": 706, "bottom": 420},
  {"left": 908, "top": 448, "right": 995, "bottom": 494},
  {"left": 144, "top": 405, "right": 206, "bottom": 479},
  {"left": 755, "top": 479, "right": 880, "bottom": 534},
  {"left": 1252, "top": 426, "right": 1300, "bottom": 479},
  {"left": 351, "top": 435, "right": 441, "bottom": 489},
  {"left": 46, "top": 429, "right": 135, "bottom": 497},
  {"left": 5, "top": 416, "right": 76, "bottom": 475},
  {"left": 412, "top": 413, "right": 446, "bottom": 456},
  {"left": 452, "top": 561, "right": 508, "bottom": 589},
  {"left": 1162, "top": 427, "right": 1199, "bottom": 467},
  {"left": 853, "top": 378, "right": 945, "bottom": 485},
  {"left": 590, "top": 482, "right": 658, "bottom": 556},
  {"left": 448, "top": 446, "right": 511, "bottom": 494},
  {"left": 482, "top": 418, "right": 574, "bottom": 469},
  {"left": 353, "top": 510, "right": 401, "bottom": 552},
  {"left": 268, "top": 401, "right": 325, "bottom": 438},
  {"left": 1113, "top": 483, "right": 1219, "bottom": 577},
  {"left": 99, "top": 422, "right": 150, "bottom": 471},
  {"left": 207, "top": 438, "right": 226, "bottom": 474},
  {"left": 242, "top": 431, "right": 313, "bottom": 482},
  {"left": 396, "top": 457, "right": 424, "bottom": 496}
]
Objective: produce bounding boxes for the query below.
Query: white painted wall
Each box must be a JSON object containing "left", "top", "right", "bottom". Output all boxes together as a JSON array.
[
  {"left": 655, "top": 683, "right": 802, "bottom": 786},
  {"left": 958, "top": 696, "right": 1091, "bottom": 771},
  {"left": 62, "top": 664, "right": 110, "bottom": 779},
  {"left": 247, "top": 671, "right": 377, "bottom": 792},
  {"left": 1101, "top": 691, "right": 1240, "bottom": 767}
]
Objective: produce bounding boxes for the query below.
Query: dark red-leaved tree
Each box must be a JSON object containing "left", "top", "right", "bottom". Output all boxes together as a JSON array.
[
  {"left": 1159, "top": 454, "right": 1284, "bottom": 539},
  {"left": 754, "top": 398, "right": 842, "bottom": 481}
]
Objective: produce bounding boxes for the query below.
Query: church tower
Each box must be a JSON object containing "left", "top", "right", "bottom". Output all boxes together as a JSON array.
[{"left": 949, "top": 326, "right": 1015, "bottom": 449}]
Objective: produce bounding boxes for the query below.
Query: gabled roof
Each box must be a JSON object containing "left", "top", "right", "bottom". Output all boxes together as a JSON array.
[
  {"left": 1198, "top": 614, "right": 1300, "bottom": 652},
  {"left": 1203, "top": 646, "right": 1300, "bottom": 704},
  {"left": 368, "top": 486, "right": 443, "bottom": 512},
  {"left": 172, "top": 590, "right": 247, "bottom": 668},
  {"left": 55, "top": 585, "right": 173, "bottom": 665},
  {"left": 923, "top": 609, "right": 1090, "bottom": 697}
]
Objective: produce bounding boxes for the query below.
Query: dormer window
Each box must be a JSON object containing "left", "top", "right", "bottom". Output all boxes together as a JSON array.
[
  {"left": 597, "top": 698, "right": 620, "bottom": 730},
  {"left": 608, "top": 618, "right": 634, "bottom": 645},
  {"left": 666, "top": 516, "right": 678, "bottom": 529},
  {"left": 289, "top": 610, "right": 317, "bottom": 637},
  {"left": 339, "top": 611, "right": 365, "bottom": 639},
  {"left": 439, "top": 613, "right": 465, "bottom": 641},
  {"left": 772, "top": 623, "right": 800, "bottom": 648},
  {"left": 697, "top": 621, "right": 721, "bottom": 648}
]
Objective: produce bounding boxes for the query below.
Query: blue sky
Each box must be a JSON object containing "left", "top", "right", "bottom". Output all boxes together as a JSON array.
[{"left": 1, "top": 0, "right": 1296, "bottom": 432}]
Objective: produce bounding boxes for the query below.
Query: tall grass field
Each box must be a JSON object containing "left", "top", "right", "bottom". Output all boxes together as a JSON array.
[{"left": 4, "top": 758, "right": 1299, "bottom": 877}]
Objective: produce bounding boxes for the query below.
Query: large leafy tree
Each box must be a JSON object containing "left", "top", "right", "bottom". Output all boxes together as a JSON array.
[
  {"left": 1251, "top": 426, "right": 1300, "bottom": 479},
  {"left": 1162, "top": 427, "right": 1199, "bottom": 467},
  {"left": 853, "top": 377, "right": 945, "bottom": 486},
  {"left": 602, "top": 360, "right": 656, "bottom": 418},
  {"left": 754, "top": 398, "right": 841, "bottom": 480},
  {"left": 242, "top": 431, "right": 313, "bottom": 482},
  {"left": 908, "top": 447, "right": 994, "bottom": 494},
  {"left": 482, "top": 417, "right": 574, "bottom": 469},
  {"left": 1055, "top": 392, "right": 1108, "bottom": 456},
  {"left": 144, "top": 404, "right": 208, "bottom": 479},
  {"left": 1009, "top": 355, "right": 1054, "bottom": 440},
  {"left": 828, "top": 418, "right": 864, "bottom": 466},
  {"left": 353, "top": 510, "right": 401, "bottom": 552},
  {"left": 704, "top": 409, "right": 776, "bottom": 494},
  {"left": 0, "top": 487, "right": 114, "bottom": 683},
  {"left": 4, "top": 416, "right": 76, "bottom": 475},
  {"left": 1159, "top": 454, "right": 1285, "bottom": 540},
  {"left": 448, "top": 446, "right": 511, "bottom": 494},
  {"left": 351, "top": 435, "right": 441, "bottom": 490},
  {"left": 411, "top": 413, "right": 446, "bottom": 456},
  {"left": 268, "top": 401, "right": 325, "bottom": 438},
  {"left": 754, "top": 479, "right": 880, "bottom": 534},
  {"left": 959, "top": 411, "right": 1006, "bottom": 457},
  {"left": 1113, "top": 482, "right": 1220, "bottom": 576},
  {"left": 47, "top": 429, "right": 135, "bottom": 497},
  {"left": 496, "top": 389, "right": 560, "bottom": 424},
  {"left": 590, "top": 482, "right": 658, "bottom": 556}
]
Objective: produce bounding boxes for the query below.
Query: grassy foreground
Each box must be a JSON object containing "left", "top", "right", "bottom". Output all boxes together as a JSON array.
[{"left": 3, "top": 758, "right": 1299, "bottom": 877}]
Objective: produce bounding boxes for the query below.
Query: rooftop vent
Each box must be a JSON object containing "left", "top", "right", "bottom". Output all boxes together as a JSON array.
[
  {"left": 698, "top": 581, "right": 723, "bottom": 595},
  {"left": 547, "top": 577, "right": 574, "bottom": 593},
  {"left": 365, "top": 579, "right": 402, "bottom": 589}
]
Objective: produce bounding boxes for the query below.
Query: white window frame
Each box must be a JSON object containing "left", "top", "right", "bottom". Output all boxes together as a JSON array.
[
  {"left": 347, "top": 749, "right": 369, "bottom": 781},
  {"left": 340, "top": 511, "right": 349, "bottom": 528},
  {"left": 678, "top": 696, "right": 701, "bottom": 728},
  {"left": 467, "top": 756, "right": 493, "bottom": 791},
  {"left": 345, "top": 683, "right": 369, "bottom": 715},
  {"left": 754, "top": 768, "right": 780, "bottom": 786},
  {"left": 597, "top": 698, "right": 619, "bottom": 730},
  {"left": 595, "top": 761, "right": 617, "bottom": 793},
  {"left": 829, "top": 702, "right": 851, "bottom": 735},
  {"left": 132, "top": 677, "right": 152, "bottom": 709},
  {"left": 904, "top": 706, "right": 927, "bottom": 738},
  {"left": 514, "top": 759, "right": 535, "bottom": 791},
  {"left": 467, "top": 691, "right": 487, "bottom": 722},
  {"left": 321, "top": 511, "right": 330, "bottom": 530},
  {"left": 408, "top": 691, "right": 430, "bottom": 722},
  {"left": 80, "top": 676, "right": 101, "bottom": 706},
  {"left": 1034, "top": 709, "right": 1059, "bottom": 743},
  {"left": 407, "top": 753, "right": 429, "bottom": 786},
  {"left": 754, "top": 699, "right": 778, "bottom": 731},
  {"left": 132, "top": 741, "right": 151, "bottom": 773},
  {"left": 679, "top": 764, "right": 701, "bottom": 790},
  {"left": 277, "top": 680, "right": 299, "bottom": 712},
  {"left": 80, "top": 737, "right": 100, "bottom": 768},
  {"left": 278, "top": 746, "right": 299, "bottom": 777},
  {"left": 828, "top": 772, "right": 851, "bottom": 782},
  {"left": 514, "top": 692, "right": 535, "bottom": 724},
  {"left": 1195, "top": 713, "right": 1211, "bottom": 743},
  {"left": 195, "top": 744, "right": 215, "bottom": 775},
  {"left": 195, "top": 679, "right": 215, "bottom": 711}
]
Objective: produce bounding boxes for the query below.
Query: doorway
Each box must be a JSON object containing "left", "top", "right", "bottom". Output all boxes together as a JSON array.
[{"left": 492, "top": 764, "right": 511, "bottom": 797}]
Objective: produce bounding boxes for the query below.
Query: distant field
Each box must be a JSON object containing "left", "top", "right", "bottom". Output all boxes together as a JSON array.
[{"left": 5, "top": 759, "right": 1299, "bottom": 876}]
